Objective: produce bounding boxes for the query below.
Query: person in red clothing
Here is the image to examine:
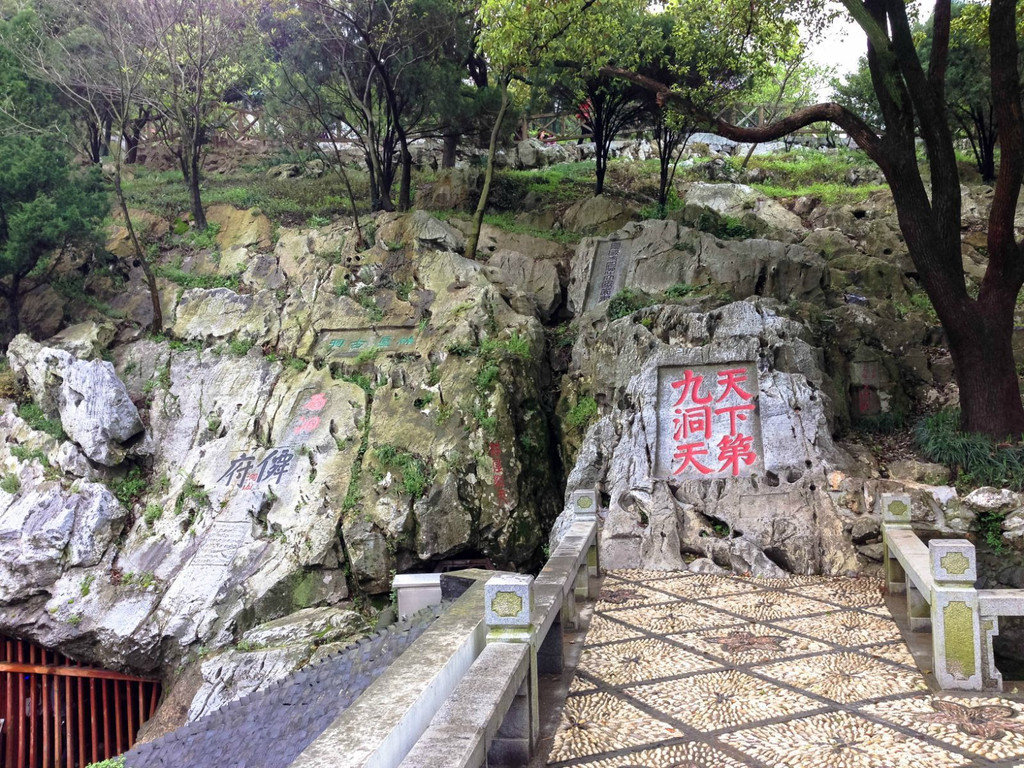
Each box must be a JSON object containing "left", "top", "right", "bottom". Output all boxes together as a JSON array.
[{"left": 577, "top": 98, "right": 593, "bottom": 145}]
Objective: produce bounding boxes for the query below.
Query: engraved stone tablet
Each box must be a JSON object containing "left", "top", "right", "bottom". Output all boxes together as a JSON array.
[
  {"left": 191, "top": 520, "right": 251, "bottom": 568},
  {"left": 584, "top": 238, "right": 632, "bottom": 311},
  {"left": 655, "top": 362, "right": 764, "bottom": 479}
]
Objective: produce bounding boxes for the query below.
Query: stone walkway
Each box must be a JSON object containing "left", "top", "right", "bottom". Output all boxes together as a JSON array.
[{"left": 547, "top": 570, "right": 1024, "bottom": 768}]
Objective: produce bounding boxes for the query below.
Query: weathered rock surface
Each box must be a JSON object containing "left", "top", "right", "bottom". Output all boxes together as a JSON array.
[
  {"left": 8, "top": 335, "right": 144, "bottom": 466},
  {"left": 567, "top": 220, "right": 827, "bottom": 314},
  {"left": 562, "top": 195, "right": 640, "bottom": 235},
  {"left": 0, "top": 209, "right": 560, "bottom": 675}
]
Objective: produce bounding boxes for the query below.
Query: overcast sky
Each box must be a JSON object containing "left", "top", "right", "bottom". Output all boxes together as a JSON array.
[{"left": 806, "top": 13, "right": 868, "bottom": 98}]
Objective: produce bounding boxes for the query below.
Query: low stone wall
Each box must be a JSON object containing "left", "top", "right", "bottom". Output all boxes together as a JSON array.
[{"left": 123, "top": 606, "right": 441, "bottom": 768}]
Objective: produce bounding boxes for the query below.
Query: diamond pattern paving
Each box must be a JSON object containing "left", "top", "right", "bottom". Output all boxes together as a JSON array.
[{"left": 548, "top": 571, "right": 1024, "bottom": 768}]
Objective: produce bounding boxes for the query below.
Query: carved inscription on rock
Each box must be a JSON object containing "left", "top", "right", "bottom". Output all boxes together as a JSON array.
[
  {"left": 654, "top": 363, "right": 764, "bottom": 479},
  {"left": 191, "top": 520, "right": 251, "bottom": 568},
  {"left": 584, "top": 238, "right": 632, "bottom": 310}
]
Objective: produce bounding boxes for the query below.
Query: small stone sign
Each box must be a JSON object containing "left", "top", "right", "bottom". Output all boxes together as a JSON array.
[
  {"left": 191, "top": 519, "right": 251, "bottom": 568},
  {"left": 654, "top": 362, "right": 764, "bottom": 479},
  {"left": 321, "top": 330, "right": 420, "bottom": 357},
  {"left": 584, "top": 238, "right": 632, "bottom": 311},
  {"left": 850, "top": 360, "right": 882, "bottom": 417}
]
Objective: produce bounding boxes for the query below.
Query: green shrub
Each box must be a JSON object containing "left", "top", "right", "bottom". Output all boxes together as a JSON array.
[
  {"left": 694, "top": 210, "right": 757, "bottom": 240},
  {"left": 916, "top": 408, "right": 1024, "bottom": 550},
  {"left": 111, "top": 467, "right": 147, "bottom": 506},
  {"left": 10, "top": 444, "right": 49, "bottom": 466},
  {"left": 1, "top": 474, "right": 21, "bottom": 494},
  {"left": 480, "top": 331, "right": 531, "bottom": 361},
  {"left": 372, "top": 444, "right": 430, "bottom": 498},
  {"left": 663, "top": 283, "right": 697, "bottom": 300},
  {"left": 154, "top": 264, "right": 240, "bottom": 291},
  {"left": 229, "top": 337, "right": 254, "bottom": 357},
  {"left": 0, "top": 363, "right": 25, "bottom": 401},
  {"left": 607, "top": 289, "right": 653, "bottom": 320},
  {"left": 567, "top": 396, "right": 598, "bottom": 431},
  {"left": 144, "top": 503, "right": 163, "bottom": 526},
  {"left": 475, "top": 362, "right": 500, "bottom": 393}
]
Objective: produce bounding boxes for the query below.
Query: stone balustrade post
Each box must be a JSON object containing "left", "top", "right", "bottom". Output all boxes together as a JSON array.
[
  {"left": 880, "top": 493, "right": 911, "bottom": 595},
  {"left": 485, "top": 574, "right": 539, "bottom": 766},
  {"left": 929, "top": 539, "right": 983, "bottom": 690},
  {"left": 571, "top": 489, "right": 601, "bottom": 585}
]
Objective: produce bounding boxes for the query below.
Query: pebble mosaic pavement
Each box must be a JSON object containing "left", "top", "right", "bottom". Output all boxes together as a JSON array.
[{"left": 548, "top": 571, "right": 1024, "bottom": 768}]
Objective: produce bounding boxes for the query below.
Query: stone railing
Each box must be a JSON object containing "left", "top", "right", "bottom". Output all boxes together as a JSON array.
[
  {"left": 881, "top": 492, "right": 1024, "bottom": 691},
  {"left": 295, "top": 489, "right": 600, "bottom": 768}
]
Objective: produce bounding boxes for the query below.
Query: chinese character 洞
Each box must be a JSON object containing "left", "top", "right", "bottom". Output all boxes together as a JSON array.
[
  {"left": 330, "top": 340, "right": 346, "bottom": 348},
  {"left": 672, "top": 442, "right": 714, "bottom": 475},
  {"left": 674, "top": 406, "right": 712, "bottom": 440},
  {"left": 218, "top": 453, "right": 256, "bottom": 487},
  {"left": 302, "top": 392, "right": 327, "bottom": 412},
  {"left": 716, "top": 368, "right": 753, "bottom": 402},
  {"left": 377, "top": 336, "right": 392, "bottom": 348},
  {"left": 257, "top": 448, "right": 295, "bottom": 484},
  {"left": 714, "top": 403, "right": 756, "bottom": 436},
  {"left": 292, "top": 415, "right": 321, "bottom": 435},
  {"left": 671, "top": 370, "right": 712, "bottom": 406},
  {"left": 717, "top": 434, "right": 757, "bottom": 476}
]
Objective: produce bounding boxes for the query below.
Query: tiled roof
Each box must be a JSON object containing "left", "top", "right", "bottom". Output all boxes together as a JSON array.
[{"left": 124, "top": 606, "right": 441, "bottom": 768}]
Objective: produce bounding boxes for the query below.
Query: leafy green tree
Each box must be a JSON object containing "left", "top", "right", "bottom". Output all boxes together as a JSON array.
[
  {"left": 0, "top": 134, "right": 106, "bottom": 341},
  {"left": 831, "top": 56, "right": 884, "bottom": 132},
  {"left": 608, "top": 0, "right": 1024, "bottom": 439},
  {"left": 467, "top": 0, "right": 642, "bottom": 258},
  {"left": 140, "top": 0, "right": 257, "bottom": 230},
  {"left": 919, "top": 2, "right": 1022, "bottom": 182},
  {"left": 3, "top": 0, "right": 167, "bottom": 330}
]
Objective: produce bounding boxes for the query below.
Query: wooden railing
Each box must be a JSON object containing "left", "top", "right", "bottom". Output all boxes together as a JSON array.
[{"left": 1, "top": 635, "right": 161, "bottom": 768}]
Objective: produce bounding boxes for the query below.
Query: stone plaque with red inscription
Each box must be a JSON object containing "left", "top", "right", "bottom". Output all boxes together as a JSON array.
[{"left": 655, "top": 362, "right": 765, "bottom": 479}]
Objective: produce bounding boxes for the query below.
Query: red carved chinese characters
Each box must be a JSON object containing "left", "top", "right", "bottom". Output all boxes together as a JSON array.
[
  {"left": 669, "top": 367, "right": 759, "bottom": 477},
  {"left": 489, "top": 442, "right": 507, "bottom": 504}
]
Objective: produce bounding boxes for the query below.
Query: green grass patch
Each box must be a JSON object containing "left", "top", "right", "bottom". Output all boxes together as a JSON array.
[
  {"left": 567, "top": 396, "right": 598, "bottom": 431},
  {"left": 110, "top": 467, "right": 147, "bottom": 506},
  {"left": 371, "top": 444, "right": 431, "bottom": 498},
  {"left": 17, "top": 402, "right": 66, "bottom": 441},
  {"left": 752, "top": 181, "right": 887, "bottom": 206},
  {"left": 0, "top": 473, "right": 20, "bottom": 494},
  {"left": 155, "top": 264, "right": 241, "bottom": 291},
  {"left": 916, "top": 408, "right": 1024, "bottom": 550}
]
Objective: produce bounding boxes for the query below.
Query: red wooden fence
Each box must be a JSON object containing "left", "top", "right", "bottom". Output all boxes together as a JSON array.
[{"left": 0, "top": 635, "right": 161, "bottom": 768}]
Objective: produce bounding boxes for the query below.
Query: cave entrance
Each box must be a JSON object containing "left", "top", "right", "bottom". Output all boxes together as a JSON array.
[{"left": 0, "top": 635, "right": 161, "bottom": 768}]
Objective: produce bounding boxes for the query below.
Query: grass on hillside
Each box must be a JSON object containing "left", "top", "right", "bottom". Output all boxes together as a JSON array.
[
  {"left": 120, "top": 145, "right": 891, "bottom": 236},
  {"left": 123, "top": 164, "right": 373, "bottom": 225}
]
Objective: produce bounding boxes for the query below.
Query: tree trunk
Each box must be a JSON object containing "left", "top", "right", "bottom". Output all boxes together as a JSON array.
[
  {"left": 442, "top": 133, "right": 459, "bottom": 169},
  {"left": 594, "top": 119, "right": 606, "bottom": 196},
  {"left": 466, "top": 78, "right": 509, "bottom": 261},
  {"left": 946, "top": 295, "right": 1024, "bottom": 436},
  {"left": 397, "top": 130, "right": 412, "bottom": 212},
  {"left": 188, "top": 149, "right": 207, "bottom": 230},
  {"left": 87, "top": 123, "right": 102, "bottom": 164},
  {"left": 113, "top": 174, "right": 163, "bottom": 332}
]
